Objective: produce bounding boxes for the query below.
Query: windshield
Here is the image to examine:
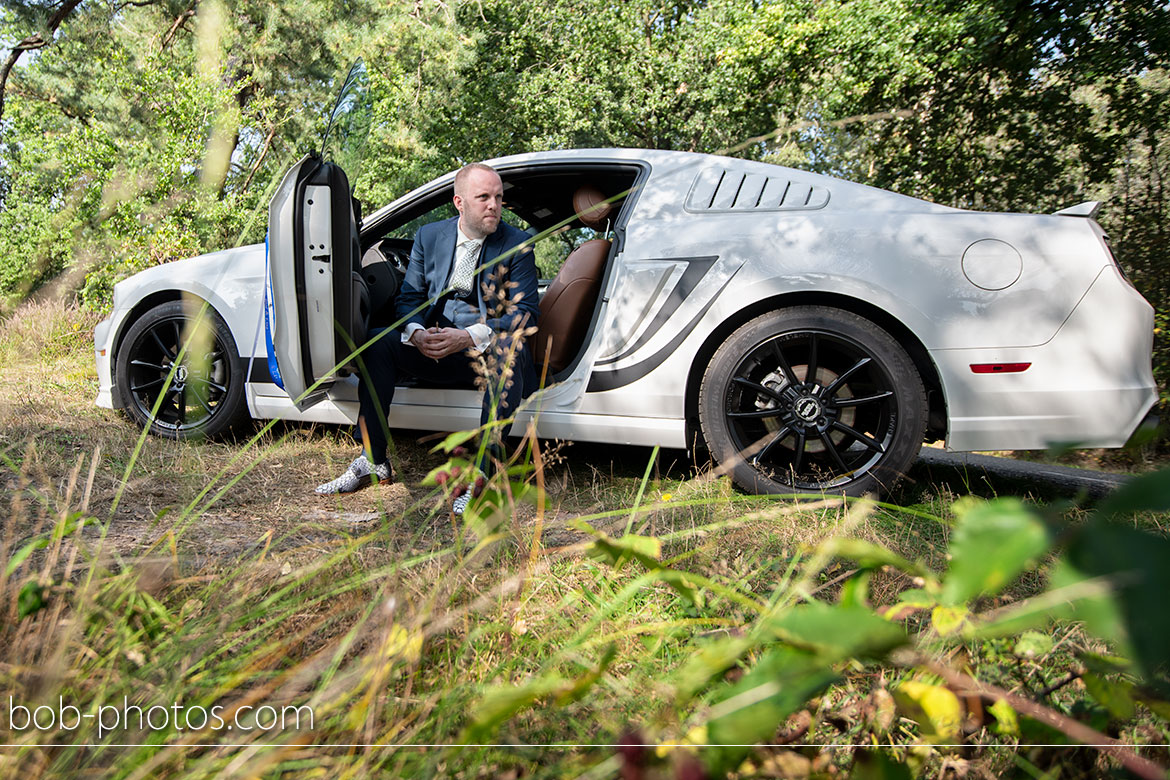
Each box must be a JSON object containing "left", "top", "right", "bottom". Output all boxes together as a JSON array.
[{"left": 319, "top": 59, "right": 372, "bottom": 189}]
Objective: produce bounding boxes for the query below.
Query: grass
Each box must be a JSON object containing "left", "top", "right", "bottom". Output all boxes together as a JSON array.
[{"left": 2, "top": 300, "right": 1168, "bottom": 780}]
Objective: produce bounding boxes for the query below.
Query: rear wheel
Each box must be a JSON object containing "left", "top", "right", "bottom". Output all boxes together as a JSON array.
[
  {"left": 699, "top": 306, "right": 926, "bottom": 496},
  {"left": 115, "top": 300, "right": 248, "bottom": 440}
]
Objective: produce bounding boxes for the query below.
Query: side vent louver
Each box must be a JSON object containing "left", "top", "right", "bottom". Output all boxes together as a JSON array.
[{"left": 686, "top": 168, "right": 830, "bottom": 212}]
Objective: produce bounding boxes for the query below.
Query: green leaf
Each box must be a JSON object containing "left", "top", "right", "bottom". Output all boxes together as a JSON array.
[
  {"left": 819, "top": 538, "right": 931, "bottom": 578},
  {"left": 6, "top": 537, "right": 49, "bottom": 576},
  {"left": 1137, "top": 696, "right": 1170, "bottom": 720},
  {"left": 706, "top": 646, "right": 837, "bottom": 756},
  {"left": 765, "top": 602, "right": 908, "bottom": 662},
  {"left": 1078, "top": 651, "right": 1132, "bottom": 676},
  {"left": 463, "top": 482, "right": 539, "bottom": 530},
  {"left": 1013, "top": 631, "right": 1054, "bottom": 659},
  {"left": 988, "top": 698, "right": 1019, "bottom": 738},
  {"left": 1082, "top": 672, "right": 1136, "bottom": 720},
  {"left": 429, "top": 429, "right": 480, "bottom": 454},
  {"left": 461, "top": 643, "right": 618, "bottom": 741},
  {"left": 653, "top": 569, "right": 704, "bottom": 608},
  {"left": 893, "top": 588, "right": 936, "bottom": 607},
  {"left": 17, "top": 580, "right": 46, "bottom": 619},
  {"left": 1064, "top": 520, "right": 1170, "bottom": 679},
  {"left": 892, "top": 681, "right": 962, "bottom": 744},
  {"left": 673, "top": 636, "right": 754, "bottom": 702},
  {"left": 880, "top": 588, "right": 937, "bottom": 620},
  {"left": 931, "top": 605, "right": 968, "bottom": 637},
  {"left": 1094, "top": 467, "right": 1170, "bottom": 519},
  {"left": 1048, "top": 557, "right": 1130, "bottom": 653},
  {"left": 585, "top": 532, "right": 700, "bottom": 605},
  {"left": 850, "top": 749, "right": 913, "bottom": 780},
  {"left": 941, "top": 498, "right": 1049, "bottom": 605},
  {"left": 840, "top": 570, "right": 872, "bottom": 608},
  {"left": 587, "top": 533, "right": 662, "bottom": 567},
  {"left": 461, "top": 674, "right": 566, "bottom": 742}
]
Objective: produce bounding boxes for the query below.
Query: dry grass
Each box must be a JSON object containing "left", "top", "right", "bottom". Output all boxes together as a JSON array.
[
  {"left": 3, "top": 300, "right": 1165, "bottom": 780},
  {"left": 0, "top": 298, "right": 853, "bottom": 570}
]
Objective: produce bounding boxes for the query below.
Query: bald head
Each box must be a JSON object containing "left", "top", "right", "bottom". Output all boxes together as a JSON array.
[
  {"left": 454, "top": 163, "right": 499, "bottom": 197},
  {"left": 453, "top": 163, "right": 503, "bottom": 239}
]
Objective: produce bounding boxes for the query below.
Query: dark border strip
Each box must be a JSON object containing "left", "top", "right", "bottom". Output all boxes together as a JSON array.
[
  {"left": 595, "top": 255, "right": 718, "bottom": 366},
  {"left": 586, "top": 268, "right": 739, "bottom": 393}
]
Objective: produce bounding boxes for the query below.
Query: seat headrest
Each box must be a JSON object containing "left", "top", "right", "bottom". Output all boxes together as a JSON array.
[{"left": 573, "top": 185, "right": 613, "bottom": 230}]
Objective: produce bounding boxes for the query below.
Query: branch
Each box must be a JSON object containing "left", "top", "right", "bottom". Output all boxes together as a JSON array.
[
  {"left": 6, "top": 84, "right": 91, "bottom": 126},
  {"left": 0, "top": 0, "right": 85, "bottom": 121},
  {"left": 113, "top": 0, "right": 159, "bottom": 8},
  {"left": 1037, "top": 670, "right": 1082, "bottom": 700},
  {"left": 922, "top": 659, "right": 1166, "bottom": 780},
  {"left": 240, "top": 123, "right": 276, "bottom": 194},
  {"left": 161, "top": 8, "right": 197, "bottom": 49}
]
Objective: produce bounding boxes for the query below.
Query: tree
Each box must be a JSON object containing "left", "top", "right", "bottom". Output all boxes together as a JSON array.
[{"left": 0, "top": 0, "right": 84, "bottom": 121}]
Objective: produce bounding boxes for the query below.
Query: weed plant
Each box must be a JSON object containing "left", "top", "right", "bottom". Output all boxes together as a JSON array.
[{"left": 2, "top": 302, "right": 1169, "bottom": 780}]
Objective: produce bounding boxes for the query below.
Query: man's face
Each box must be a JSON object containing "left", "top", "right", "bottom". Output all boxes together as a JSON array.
[{"left": 453, "top": 168, "right": 504, "bottom": 239}]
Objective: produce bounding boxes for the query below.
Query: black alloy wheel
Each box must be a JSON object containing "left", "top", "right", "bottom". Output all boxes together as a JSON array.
[
  {"left": 699, "top": 306, "right": 926, "bottom": 496},
  {"left": 114, "top": 300, "right": 247, "bottom": 440}
]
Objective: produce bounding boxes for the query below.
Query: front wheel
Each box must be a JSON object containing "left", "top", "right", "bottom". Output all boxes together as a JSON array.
[
  {"left": 699, "top": 306, "right": 926, "bottom": 496},
  {"left": 114, "top": 300, "right": 248, "bottom": 440}
]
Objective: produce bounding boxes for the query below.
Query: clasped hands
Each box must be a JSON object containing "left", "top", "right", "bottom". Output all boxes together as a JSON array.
[{"left": 410, "top": 326, "right": 474, "bottom": 360}]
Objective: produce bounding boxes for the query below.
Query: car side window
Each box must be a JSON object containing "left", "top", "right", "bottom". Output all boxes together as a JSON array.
[
  {"left": 494, "top": 207, "right": 593, "bottom": 281},
  {"left": 532, "top": 226, "right": 603, "bottom": 280},
  {"left": 385, "top": 202, "right": 458, "bottom": 241},
  {"left": 381, "top": 202, "right": 600, "bottom": 281}
]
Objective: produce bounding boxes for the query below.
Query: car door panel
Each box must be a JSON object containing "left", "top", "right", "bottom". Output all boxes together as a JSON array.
[{"left": 265, "top": 154, "right": 366, "bottom": 411}]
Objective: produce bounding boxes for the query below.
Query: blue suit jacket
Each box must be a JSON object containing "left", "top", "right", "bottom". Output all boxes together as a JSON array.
[{"left": 395, "top": 216, "right": 540, "bottom": 335}]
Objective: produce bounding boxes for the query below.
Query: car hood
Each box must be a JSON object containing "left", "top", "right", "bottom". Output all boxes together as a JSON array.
[{"left": 114, "top": 243, "right": 264, "bottom": 295}]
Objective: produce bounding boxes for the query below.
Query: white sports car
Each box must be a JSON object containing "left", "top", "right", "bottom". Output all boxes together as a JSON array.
[{"left": 93, "top": 139, "right": 1158, "bottom": 496}]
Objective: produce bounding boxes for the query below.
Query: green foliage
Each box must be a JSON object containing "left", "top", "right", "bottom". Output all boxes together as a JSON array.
[
  {"left": 892, "top": 681, "right": 963, "bottom": 744},
  {"left": 763, "top": 602, "right": 907, "bottom": 662},
  {"left": 16, "top": 579, "right": 45, "bottom": 618},
  {"left": 564, "top": 469, "right": 1170, "bottom": 776},
  {"left": 940, "top": 497, "right": 1049, "bottom": 605},
  {"left": 1064, "top": 518, "right": 1170, "bottom": 679},
  {"left": 3, "top": 357, "right": 1170, "bottom": 780},
  {"left": 1, "top": 0, "right": 1168, "bottom": 411},
  {"left": 704, "top": 646, "right": 838, "bottom": 770},
  {"left": 0, "top": 0, "right": 464, "bottom": 312}
]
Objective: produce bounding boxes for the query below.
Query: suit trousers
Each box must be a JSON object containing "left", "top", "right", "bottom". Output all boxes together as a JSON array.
[{"left": 356, "top": 330, "right": 534, "bottom": 470}]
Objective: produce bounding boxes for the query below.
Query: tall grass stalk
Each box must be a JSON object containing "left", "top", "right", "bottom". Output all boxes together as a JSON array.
[{"left": 3, "top": 302, "right": 1168, "bottom": 779}]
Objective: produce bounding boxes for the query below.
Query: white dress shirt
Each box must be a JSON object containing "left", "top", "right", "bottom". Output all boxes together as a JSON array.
[{"left": 403, "top": 223, "right": 492, "bottom": 351}]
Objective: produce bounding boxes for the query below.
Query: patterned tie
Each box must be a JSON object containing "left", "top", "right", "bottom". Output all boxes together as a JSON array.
[{"left": 450, "top": 240, "right": 479, "bottom": 296}]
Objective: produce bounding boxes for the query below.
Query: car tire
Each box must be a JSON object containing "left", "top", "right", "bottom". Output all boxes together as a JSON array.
[
  {"left": 115, "top": 300, "right": 248, "bottom": 440},
  {"left": 699, "top": 306, "right": 926, "bottom": 497}
]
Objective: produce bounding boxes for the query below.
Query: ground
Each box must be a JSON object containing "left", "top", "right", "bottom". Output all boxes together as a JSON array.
[
  {"left": 1, "top": 299, "right": 1161, "bottom": 565},
  {"left": 2, "top": 301, "right": 1167, "bottom": 780}
]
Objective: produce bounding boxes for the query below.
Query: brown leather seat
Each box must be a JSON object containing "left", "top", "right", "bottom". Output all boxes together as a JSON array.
[{"left": 533, "top": 186, "right": 614, "bottom": 376}]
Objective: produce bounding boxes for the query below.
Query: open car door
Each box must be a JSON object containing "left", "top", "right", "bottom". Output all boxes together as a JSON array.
[{"left": 264, "top": 62, "right": 371, "bottom": 410}]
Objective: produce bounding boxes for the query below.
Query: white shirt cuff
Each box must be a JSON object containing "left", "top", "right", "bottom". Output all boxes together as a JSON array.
[
  {"left": 466, "top": 323, "right": 492, "bottom": 351},
  {"left": 402, "top": 322, "right": 424, "bottom": 346}
]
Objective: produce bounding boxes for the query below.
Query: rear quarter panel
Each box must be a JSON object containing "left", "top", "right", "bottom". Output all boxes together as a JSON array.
[{"left": 579, "top": 154, "right": 1112, "bottom": 424}]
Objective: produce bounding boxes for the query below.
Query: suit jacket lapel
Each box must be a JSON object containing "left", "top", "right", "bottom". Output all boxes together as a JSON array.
[
  {"left": 430, "top": 217, "right": 459, "bottom": 296},
  {"left": 476, "top": 226, "right": 509, "bottom": 315},
  {"left": 481, "top": 228, "right": 513, "bottom": 279}
]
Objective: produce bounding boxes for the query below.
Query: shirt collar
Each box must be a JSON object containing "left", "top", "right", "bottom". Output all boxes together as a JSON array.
[{"left": 456, "top": 223, "right": 483, "bottom": 248}]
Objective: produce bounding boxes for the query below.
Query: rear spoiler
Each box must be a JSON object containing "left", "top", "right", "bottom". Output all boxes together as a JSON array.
[{"left": 1053, "top": 201, "right": 1100, "bottom": 219}]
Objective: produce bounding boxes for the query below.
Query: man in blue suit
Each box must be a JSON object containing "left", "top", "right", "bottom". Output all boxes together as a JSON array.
[{"left": 316, "top": 163, "right": 539, "bottom": 502}]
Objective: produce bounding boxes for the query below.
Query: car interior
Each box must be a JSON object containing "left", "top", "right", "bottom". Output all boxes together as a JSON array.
[{"left": 357, "top": 163, "right": 643, "bottom": 381}]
